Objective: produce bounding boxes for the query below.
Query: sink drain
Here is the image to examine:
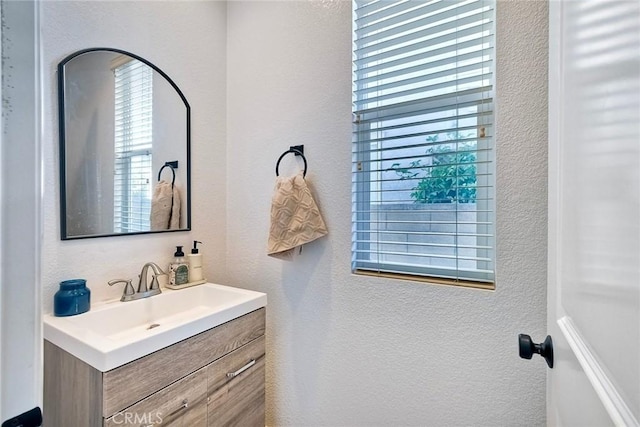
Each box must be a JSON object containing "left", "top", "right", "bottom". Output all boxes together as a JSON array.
[{"left": 147, "top": 323, "right": 160, "bottom": 330}]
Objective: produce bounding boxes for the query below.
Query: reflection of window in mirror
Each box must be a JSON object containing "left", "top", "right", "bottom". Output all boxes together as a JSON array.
[{"left": 112, "top": 56, "right": 153, "bottom": 233}]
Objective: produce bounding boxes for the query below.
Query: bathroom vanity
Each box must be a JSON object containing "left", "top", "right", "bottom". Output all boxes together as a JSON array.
[{"left": 43, "top": 284, "right": 267, "bottom": 426}]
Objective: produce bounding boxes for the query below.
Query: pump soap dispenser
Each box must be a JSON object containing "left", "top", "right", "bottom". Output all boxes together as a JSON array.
[
  {"left": 187, "top": 240, "right": 206, "bottom": 285},
  {"left": 168, "top": 246, "right": 189, "bottom": 288}
]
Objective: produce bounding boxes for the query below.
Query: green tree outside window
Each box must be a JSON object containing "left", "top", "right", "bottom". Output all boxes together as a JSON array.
[{"left": 389, "top": 133, "right": 477, "bottom": 204}]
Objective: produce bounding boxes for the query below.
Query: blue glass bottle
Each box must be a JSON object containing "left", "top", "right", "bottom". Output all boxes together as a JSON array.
[{"left": 54, "top": 279, "right": 90, "bottom": 316}]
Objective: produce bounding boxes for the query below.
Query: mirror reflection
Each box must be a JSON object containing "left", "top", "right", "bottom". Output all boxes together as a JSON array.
[{"left": 59, "top": 48, "right": 190, "bottom": 239}]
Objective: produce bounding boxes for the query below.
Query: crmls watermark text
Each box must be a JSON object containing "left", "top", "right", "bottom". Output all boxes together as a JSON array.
[{"left": 111, "top": 411, "right": 163, "bottom": 425}]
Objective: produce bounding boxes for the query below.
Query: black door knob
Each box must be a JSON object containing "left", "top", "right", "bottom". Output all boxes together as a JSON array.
[{"left": 519, "top": 334, "right": 554, "bottom": 368}]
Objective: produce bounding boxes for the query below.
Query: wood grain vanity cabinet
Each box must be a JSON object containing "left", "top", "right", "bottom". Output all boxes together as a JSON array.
[{"left": 44, "top": 308, "right": 266, "bottom": 427}]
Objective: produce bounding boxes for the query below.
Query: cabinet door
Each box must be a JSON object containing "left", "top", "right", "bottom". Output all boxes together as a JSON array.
[
  {"left": 207, "top": 336, "right": 265, "bottom": 427},
  {"left": 104, "top": 368, "right": 208, "bottom": 427}
]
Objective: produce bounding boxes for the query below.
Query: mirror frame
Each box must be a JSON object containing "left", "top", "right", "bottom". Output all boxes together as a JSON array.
[{"left": 58, "top": 47, "right": 191, "bottom": 240}]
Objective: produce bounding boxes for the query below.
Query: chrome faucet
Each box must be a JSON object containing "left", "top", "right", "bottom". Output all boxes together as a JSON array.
[
  {"left": 137, "top": 262, "right": 166, "bottom": 295},
  {"left": 108, "top": 262, "right": 167, "bottom": 302}
]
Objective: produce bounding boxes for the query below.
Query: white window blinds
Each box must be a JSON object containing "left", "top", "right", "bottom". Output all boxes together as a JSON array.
[
  {"left": 113, "top": 58, "right": 153, "bottom": 233},
  {"left": 352, "top": 0, "right": 495, "bottom": 285}
]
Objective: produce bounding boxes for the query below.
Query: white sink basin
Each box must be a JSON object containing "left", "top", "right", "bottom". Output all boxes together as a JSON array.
[{"left": 43, "top": 283, "right": 267, "bottom": 372}]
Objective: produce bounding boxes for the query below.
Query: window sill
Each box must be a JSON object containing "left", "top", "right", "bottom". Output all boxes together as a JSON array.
[{"left": 353, "top": 269, "right": 495, "bottom": 291}]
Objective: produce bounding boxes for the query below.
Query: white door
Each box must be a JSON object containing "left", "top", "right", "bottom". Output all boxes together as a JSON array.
[
  {"left": 0, "top": 0, "right": 42, "bottom": 423},
  {"left": 547, "top": 1, "right": 639, "bottom": 425}
]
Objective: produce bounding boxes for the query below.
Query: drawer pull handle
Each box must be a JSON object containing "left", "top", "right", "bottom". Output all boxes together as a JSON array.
[
  {"left": 227, "top": 359, "right": 256, "bottom": 378},
  {"left": 166, "top": 399, "right": 189, "bottom": 418}
]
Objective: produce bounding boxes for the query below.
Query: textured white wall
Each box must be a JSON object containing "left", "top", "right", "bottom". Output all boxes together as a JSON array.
[
  {"left": 40, "top": 1, "right": 227, "bottom": 310},
  {"left": 226, "top": 1, "right": 549, "bottom": 426}
]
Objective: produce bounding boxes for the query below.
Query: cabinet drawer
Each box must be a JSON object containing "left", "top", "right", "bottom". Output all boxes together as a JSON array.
[
  {"left": 103, "top": 308, "right": 265, "bottom": 417},
  {"left": 207, "top": 336, "right": 265, "bottom": 427},
  {"left": 104, "top": 368, "right": 207, "bottom": 427}
]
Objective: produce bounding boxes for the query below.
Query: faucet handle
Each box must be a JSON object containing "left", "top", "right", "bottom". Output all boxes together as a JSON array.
[
  {"left": 108, "top": 279, "right": 135, "bottom": 301},
  {"left": 149, "top": 274, "right": 164, "bottom": 291}
]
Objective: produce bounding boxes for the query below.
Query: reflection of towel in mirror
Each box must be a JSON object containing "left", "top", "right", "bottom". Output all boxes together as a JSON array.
[
  {"left": 150, "top": 180, "right": 181, "bottom": 230},
  {"left": 268, "top": 172, "right": 328, "bottom": 260}
]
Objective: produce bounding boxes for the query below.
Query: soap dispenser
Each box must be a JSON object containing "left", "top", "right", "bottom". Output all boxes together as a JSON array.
[
  {"left": 187, "top": 240, "right": 205, "bottom": 284},
  {"left": 169, "top": 246, "right": 189, "bottom": 286}
]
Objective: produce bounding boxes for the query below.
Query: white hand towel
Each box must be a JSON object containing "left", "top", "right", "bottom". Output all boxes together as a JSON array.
[
  {"left": 268, "top": 172, "right": 328, "bottom": 260},
  {"left": 150, "top": 180, "right": 181, "bottom": 230}
]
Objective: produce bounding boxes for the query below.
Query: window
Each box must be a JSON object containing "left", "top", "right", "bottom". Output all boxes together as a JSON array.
[
  {"left": 352, "top": 0, "right": 495, "bottom": 287},
  {"left": 113, "top": 57, "right": 153, "bottom": 233}
]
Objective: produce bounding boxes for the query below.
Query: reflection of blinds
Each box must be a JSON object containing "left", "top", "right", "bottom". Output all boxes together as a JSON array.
[
  {"left": 352, "top": 0, "right": 495, "bottom": 285},
  {"left": 114, "top": 59, "right": 153, "bottom": 233}
]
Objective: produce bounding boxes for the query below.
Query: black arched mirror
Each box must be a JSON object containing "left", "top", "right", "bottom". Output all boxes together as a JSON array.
[{"left": 58, "top": 48, "right": 191, "bottom": 239}]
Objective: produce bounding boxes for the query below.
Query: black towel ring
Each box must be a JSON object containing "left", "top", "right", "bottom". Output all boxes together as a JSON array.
[
  {"left": 275, "top": 148, "right": 307, "bottom": 177},
  {"left": 158, "top": 164, "right": 176, "bottom": 187}
]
